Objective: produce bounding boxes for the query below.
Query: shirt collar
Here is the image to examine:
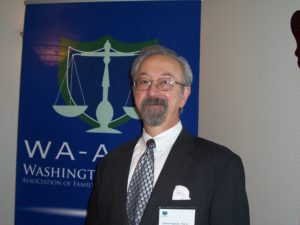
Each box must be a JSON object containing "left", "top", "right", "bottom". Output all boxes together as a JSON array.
[{"left": 142, "top": 121, "right": 183, "bottom": 152}]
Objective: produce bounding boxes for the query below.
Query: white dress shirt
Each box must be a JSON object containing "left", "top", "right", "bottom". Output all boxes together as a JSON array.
[{"left": 127, "top": 121, "right": 183, "bottom": 189}]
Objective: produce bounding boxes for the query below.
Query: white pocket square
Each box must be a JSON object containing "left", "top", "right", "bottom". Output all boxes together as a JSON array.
[{"left": 172, "top": 185, "right": 191, "bottom": 200}]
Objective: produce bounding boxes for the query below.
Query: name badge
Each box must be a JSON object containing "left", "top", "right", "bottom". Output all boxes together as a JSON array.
[{"left": 159, "top": 208, "right": 196, "bottom": 225}]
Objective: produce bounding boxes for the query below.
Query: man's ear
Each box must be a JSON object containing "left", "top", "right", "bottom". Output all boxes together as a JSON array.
[{"left": 180, "top": 86, "right": 191, "bottom": 108}]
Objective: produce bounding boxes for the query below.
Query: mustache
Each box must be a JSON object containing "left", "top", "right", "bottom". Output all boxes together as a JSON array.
[{"left": 141, "top": 97, "right": 167, "bottom": 107}]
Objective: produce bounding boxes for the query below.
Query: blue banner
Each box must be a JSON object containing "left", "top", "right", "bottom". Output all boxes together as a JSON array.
[{"left": 15, "top": 1, "right": 201, "bottom": 225}]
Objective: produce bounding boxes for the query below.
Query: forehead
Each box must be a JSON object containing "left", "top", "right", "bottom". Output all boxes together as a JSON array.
[{"left": 137, "top": 54, "right": 183, "bottom": 78}]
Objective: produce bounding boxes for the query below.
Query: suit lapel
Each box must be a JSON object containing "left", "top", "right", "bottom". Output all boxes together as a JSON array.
[
  {"left": 141, "top": 129, "right": 195, "bottom": 225},
  {"left": 112, "top": 140, "right": 138, "bottom": 223}
]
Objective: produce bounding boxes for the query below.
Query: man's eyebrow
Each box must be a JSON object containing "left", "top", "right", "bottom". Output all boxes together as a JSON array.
[
  {"left": 137, "top": 72, "right": 149, "bottom": 76},
  {"left": 161, "top": 73, "right": 175, "bottom": 78},
  {"left": 136, "top": 72, "right": 175, "bottom": 78}
]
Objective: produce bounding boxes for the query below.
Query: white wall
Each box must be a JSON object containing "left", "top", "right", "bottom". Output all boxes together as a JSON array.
[
  {"left": 1, "top": 1, "right": 300, "bottom": 225},
  {"left": 0, "top": 1, "right": 24, "bottom": 225},
  {"left": 200, "top": 1, "right": 300, "bottom": 225}
]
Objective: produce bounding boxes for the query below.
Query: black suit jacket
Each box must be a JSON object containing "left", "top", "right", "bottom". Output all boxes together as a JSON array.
[{"left": 86, "top": 129, "right": 250, "bottom": 225}]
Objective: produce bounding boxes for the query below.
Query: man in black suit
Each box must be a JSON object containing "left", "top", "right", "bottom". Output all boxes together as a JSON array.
[{"left": 86, "top": 45, "right": 250, "bottom": 225}]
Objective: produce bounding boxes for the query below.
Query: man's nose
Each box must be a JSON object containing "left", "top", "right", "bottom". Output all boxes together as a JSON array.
[{"left": 147, "top": 82, "right": 161, "bottom": 96}]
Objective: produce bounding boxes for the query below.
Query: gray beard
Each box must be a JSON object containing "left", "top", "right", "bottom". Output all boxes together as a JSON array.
[{"left": 140, "top": 97, "right": 168, "bottom": 127}]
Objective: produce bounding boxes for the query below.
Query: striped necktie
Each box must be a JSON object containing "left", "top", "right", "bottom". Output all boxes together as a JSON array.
[{"left": 126, "top": 139, "right": 155, "bottom": 225}]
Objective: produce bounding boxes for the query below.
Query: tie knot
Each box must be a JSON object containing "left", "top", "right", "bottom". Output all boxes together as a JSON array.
[{"left": 146, "top": 139, "right": 156, "bottom": 150}]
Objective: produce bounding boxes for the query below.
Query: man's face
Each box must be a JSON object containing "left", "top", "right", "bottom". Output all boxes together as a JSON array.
[{"left": 133, "top": 54, "right": 191, "bottom": 128}]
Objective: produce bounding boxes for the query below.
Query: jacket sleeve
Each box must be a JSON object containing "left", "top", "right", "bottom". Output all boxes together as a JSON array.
[
  {"left": 85, "top": 159, "right": 105, "bottom": 225},
  {"left": 210, "top": 155, "right": 250, "bottom": 225}
]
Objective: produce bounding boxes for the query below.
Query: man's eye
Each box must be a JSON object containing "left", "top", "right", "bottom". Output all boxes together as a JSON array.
[
  {"left": 161, "top": 79, "right": 171, "bottom": 84},
  {"left": 141, "top": 80, "right": 150, "bottom": 84}
]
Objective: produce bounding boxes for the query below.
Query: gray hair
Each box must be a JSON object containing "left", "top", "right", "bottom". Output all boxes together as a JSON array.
[{"left": 130, "top": 45, "right": 193, "bottom": 87}]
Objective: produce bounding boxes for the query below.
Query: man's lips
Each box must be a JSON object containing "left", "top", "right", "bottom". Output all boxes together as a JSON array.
[{"left": 144, "top": 104, "right": 164, "bottom": 107}]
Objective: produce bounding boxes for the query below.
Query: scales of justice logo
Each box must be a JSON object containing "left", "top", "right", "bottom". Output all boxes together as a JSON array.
[{"left": 53, "top": 37, "right": 157, "bottom": 134}]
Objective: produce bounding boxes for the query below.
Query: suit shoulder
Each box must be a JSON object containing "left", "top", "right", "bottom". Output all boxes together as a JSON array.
[
  {"left": 192, "top": 136, "right": 241, "bottom": 162},
  {"left": 95, "top": 138, "right": 138, "bottom": 171},
  {"left": 195, "top": 137, "right": 233, "bottom": 152},
  {"left": 104, "top": 138, "right": 138, "bottom": 159},
  {"left": 188, "top": 137, "right": 245, "bottom": 177}
]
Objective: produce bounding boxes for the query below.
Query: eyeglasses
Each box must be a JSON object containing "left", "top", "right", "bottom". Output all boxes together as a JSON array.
[{"left": 133, "top": 78, "right": 186, "bottom": 91}]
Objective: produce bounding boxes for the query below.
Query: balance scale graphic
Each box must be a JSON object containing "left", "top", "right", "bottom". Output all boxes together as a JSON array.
[{"left": 53, "top": 40, "right": 140, "bottom": 134}]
